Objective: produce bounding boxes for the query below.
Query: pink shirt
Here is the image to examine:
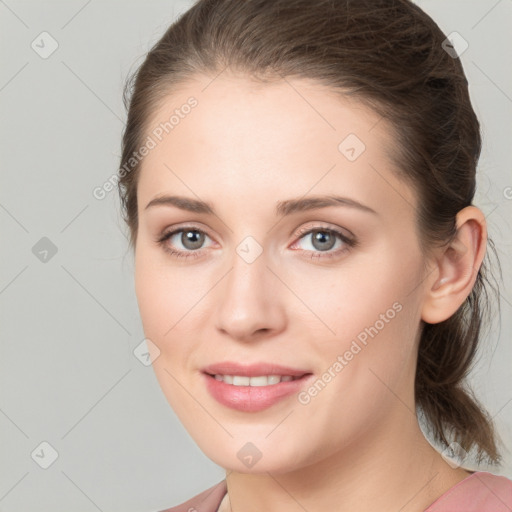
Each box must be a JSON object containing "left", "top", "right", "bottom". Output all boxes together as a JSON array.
[{"left": 160, "top": 471, "right": 512, "bottom": 512}]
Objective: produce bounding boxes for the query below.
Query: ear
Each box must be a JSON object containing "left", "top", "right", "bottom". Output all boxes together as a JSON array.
[{"left": 421, "top": 206, "right": 487, "bottom": 324}]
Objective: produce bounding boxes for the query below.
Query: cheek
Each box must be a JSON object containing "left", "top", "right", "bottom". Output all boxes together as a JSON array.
[
  {"left": 134, "top": 247, "right": 186, "bottom": 360},
  {"left": 289, "top": 300, "right": 421, "bottom": 463},
  {"left": 135, "top": 240, "right": 192, "bottom": 334},
  {"left": 290, "top": 246, "right": 422, "bottom": 347},
  {"left": 135, "top": 258, "right": 165, "bottom": 338},
  {"left": 296, "top": 247, "right": 424, "bottom": 407},
  {"left": 134, "top": 247, "right": 208, "bottom": 375},
  {"left": 135, "top": 253, "right": 197, "bottom": 415}
]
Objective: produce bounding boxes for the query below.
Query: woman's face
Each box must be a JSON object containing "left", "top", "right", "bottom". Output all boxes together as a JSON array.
[{"left": 134, "top": 73, "right": 430, "bottom": 472}]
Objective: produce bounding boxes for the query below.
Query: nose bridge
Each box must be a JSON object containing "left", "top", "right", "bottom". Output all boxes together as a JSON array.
[
  {"left": 214, "top": 239, "right": 286, "bottom": 340},
  {"left": 229, "top": 242, "right": 269, "bottom": 298}
]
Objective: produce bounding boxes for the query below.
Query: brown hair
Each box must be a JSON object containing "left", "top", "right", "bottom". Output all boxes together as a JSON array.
[{"left": 118, "top": 0, "right": 502, "bottom": 465}]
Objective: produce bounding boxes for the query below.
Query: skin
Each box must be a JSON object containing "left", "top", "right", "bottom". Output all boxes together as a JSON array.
[{"left": 133, "top": 72, "right": 487, "bottom": 512}]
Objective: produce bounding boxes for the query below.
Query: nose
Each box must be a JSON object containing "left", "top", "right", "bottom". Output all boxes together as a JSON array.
[{"left": 214, "top": 247, "right": 287, "bottom": 342}]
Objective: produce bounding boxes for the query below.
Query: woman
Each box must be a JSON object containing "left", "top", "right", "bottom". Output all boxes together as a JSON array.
[{"left": 117, "top": 0, "right": 512, "bottom": 510}]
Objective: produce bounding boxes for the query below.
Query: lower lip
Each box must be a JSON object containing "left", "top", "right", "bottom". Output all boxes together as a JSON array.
[{"left": 203, "top": 373, "right": 313, "bottom": 412}]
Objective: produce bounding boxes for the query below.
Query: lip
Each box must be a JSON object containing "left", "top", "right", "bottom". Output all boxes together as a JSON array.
[
  {"left": 202, "top": 361, "right": 310, "bottom": 377},
  {"left": 202, "top": 361, "right": 313, "bottom": 412}
]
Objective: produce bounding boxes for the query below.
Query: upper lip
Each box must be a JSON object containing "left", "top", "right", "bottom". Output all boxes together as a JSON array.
[{"left": 202, "top": 361, "right": 311, "bottom": 377}]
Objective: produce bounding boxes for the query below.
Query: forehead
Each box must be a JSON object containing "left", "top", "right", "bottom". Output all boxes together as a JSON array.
[
  {"left": 145, "top": 73, "right": 384, "bottom": 153},
  {"left": 137, "top": 73, "right": 416, "bottom": 217}
]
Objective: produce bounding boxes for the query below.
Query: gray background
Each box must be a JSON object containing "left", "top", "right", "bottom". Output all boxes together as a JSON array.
[{"left": 0, "top": 1, "right": 511, "bottom": 511}]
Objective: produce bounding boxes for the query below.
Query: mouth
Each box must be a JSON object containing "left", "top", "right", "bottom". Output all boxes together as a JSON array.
[
  {"left": 201, "top": 362, "right": 314, "bottom": 412},
  {"left": 204, "top": 373, "right": 307, "bottom": 386}
]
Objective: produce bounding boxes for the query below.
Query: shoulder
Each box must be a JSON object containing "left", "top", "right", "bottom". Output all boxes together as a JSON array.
[
  {"left": 158, "top": 480, "right": 227, "bottom": 512},
  {"left": 425, "top": 471, "right": 512, "bottom": 512}
]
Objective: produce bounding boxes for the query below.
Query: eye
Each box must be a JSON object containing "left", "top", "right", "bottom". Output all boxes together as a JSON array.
[
  {"left": 290, "top": 225, "right": 356, "bottom": 260},
  {"left": 157, "top": 226, "right": 214, "bottom": 259},
  {"left": 157, "top": 224, "right": 357, "bottom": 261}
]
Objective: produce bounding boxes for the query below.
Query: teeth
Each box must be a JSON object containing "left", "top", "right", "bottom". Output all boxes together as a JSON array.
[
  {"left": 233, "top": 376, "right": 250, "bottom": 386},
  {"left": 213, "top": 374, "right": 299, "bottom": 386},
  {"left": 267, "top": 375, "right": 281, "bottom": 385}
]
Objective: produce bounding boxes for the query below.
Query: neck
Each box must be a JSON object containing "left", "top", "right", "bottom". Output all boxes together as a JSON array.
[{"left": 222, "top": 409, "right": 471, "bottom": 512}]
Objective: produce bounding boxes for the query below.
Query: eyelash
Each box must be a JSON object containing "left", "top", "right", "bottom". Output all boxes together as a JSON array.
[{"left": 156, "top": 224, "right": 357, "bottom": 261}]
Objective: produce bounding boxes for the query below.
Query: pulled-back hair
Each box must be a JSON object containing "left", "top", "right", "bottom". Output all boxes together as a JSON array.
[{"left": 118, "top": 0, "right": 502, "bottom": 465}]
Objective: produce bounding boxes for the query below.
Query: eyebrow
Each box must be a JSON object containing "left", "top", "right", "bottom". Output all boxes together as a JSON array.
[{"left": 144, "top": 194, "right": 378, "bottom": 216}]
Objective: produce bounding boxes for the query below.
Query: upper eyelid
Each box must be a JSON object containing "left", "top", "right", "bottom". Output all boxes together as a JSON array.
[
  {"left": 161, "top": 224, "right": 215, "bottom": 242},
  {"left": 162, "top": 222, "right": 350, "bottom": 236},
  {"left": 294, "top": 222, "right": 354, "bottom": 238}
]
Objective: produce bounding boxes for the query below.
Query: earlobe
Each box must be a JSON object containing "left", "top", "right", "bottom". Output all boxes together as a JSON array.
[{"left": 421, "top": 206, "right": 487, "bottom": 324}]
